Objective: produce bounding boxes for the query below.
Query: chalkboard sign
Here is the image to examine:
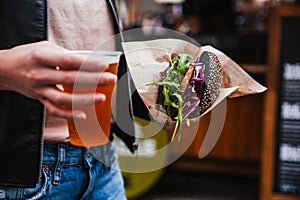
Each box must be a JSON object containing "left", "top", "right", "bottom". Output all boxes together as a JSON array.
[
  {"left": 274, "top": 17, "right": 300, "bottom": 195},
  {"left": 261, "top": 6, "right": 300, "bottom": 200}
]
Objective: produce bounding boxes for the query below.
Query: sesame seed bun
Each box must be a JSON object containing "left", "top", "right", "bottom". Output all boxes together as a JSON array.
[{"left": 198, "top": 51, "right": 223, "bottom": 114}]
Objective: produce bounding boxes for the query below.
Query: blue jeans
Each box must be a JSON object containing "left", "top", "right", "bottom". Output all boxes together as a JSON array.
[{"left": 0, "top": 142, "right": 127, "bottom": 200}]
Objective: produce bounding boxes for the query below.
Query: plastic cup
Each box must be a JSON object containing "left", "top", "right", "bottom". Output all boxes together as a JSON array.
[{"left": 63, "top": 50, "right": 122, "bottom": 146}]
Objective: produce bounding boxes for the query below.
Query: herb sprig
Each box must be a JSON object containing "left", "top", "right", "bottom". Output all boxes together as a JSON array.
[{"left": 151, "top": 53, "right": 193, "bottom": 141}]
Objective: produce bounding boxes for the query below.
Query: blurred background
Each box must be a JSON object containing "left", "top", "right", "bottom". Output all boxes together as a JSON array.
[{"left": 114, "top": 0, "right": 300, "bottom": 199}]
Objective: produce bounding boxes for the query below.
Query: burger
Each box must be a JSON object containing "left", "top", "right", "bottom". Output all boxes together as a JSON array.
[{"left": 152, "top": 51, "right": 223, "bottom": 141}]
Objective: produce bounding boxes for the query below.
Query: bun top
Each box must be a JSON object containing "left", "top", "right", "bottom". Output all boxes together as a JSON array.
[{"left": 199, "top": 51, "right": 223, "bottom": 114}]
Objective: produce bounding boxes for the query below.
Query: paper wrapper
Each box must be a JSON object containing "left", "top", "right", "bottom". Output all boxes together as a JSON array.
[{"left": 122, "top": 39, "right": 267, "bottom": 130}]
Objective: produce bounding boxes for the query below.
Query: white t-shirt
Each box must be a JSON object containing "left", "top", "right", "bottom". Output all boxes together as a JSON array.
[{"left": 44, "top": 0, "right": 115, "bottom": 142}]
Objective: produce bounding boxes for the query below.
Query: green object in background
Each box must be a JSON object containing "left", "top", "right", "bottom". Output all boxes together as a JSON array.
[
  {"left": 113, "top": 117, "right": 169, "bottom": 199},
  {"left": 122, "top": 166, "right": 165, "bottom": 199}
]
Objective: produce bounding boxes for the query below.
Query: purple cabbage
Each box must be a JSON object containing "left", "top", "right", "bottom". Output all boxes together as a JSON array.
[{"left": 182, "top": 62, "right": 208, "bottom": 120}]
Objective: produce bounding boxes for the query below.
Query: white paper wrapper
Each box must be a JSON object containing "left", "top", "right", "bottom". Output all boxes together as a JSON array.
[{"left": 122, "top": 39, "right": 267, "bottom": 129}]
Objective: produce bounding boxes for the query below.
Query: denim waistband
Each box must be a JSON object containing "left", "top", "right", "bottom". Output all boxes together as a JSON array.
[{"left": 42, "top": 142, "right": 116, "bottom": 166}]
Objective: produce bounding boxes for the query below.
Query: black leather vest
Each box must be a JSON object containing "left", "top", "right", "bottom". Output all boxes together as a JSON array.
[{"left": 0, "top": 0, "right": 145, "bottom": 187}]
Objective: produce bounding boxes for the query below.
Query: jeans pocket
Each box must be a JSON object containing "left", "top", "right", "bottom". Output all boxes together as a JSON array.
[{"left": 23, "top": 166, "right": 50, "bottom": 200}]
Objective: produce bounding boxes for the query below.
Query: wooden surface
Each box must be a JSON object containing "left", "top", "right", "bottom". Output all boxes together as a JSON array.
[
  {"left": 259, "top": 5, "right": 281, "bottom": 200},
  {"left": 182, "top": 93, "right": 265, "bottom": 163}
]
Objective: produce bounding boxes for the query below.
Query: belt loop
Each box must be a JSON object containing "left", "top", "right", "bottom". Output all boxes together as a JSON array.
[{"left": 53, "top": 143, "right": 66, "bottom": 185}]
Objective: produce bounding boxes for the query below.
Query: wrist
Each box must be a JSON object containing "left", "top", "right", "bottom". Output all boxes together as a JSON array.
[{"left": 0, "top": 49, "right": 11, "bottom": 91}]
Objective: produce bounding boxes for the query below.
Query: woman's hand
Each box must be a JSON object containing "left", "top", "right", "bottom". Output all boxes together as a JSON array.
[{"left": 0, "top": 41, "right": 117, "bottom": 119}]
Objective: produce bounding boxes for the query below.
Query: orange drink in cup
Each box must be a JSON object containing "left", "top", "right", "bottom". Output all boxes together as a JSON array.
[{"left": 64, "top": 51, "right": 122, "bottom": 146}]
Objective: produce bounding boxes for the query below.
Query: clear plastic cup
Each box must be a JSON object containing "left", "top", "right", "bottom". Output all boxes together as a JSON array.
[{"left": 63, "top": 50, "right": 122, "bottom": 146}]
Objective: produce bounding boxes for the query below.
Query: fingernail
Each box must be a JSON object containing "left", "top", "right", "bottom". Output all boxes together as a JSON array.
[
  {"left": 95, "top": 93, "right": 106, "bottom": 102},
  {"left": 111, "top": 74, "right": 117, "bottom": 83},
  {"left": 74, "top": 112, "right": 87, "bottom": 119},
  {"left": 106, "top": 73, "right": 117, "bottom": 83}
]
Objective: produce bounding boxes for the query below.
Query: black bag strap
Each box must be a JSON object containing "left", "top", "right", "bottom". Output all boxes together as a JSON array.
[{"left": 107, "top": 0, "right": 150, "bottom": 153}]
